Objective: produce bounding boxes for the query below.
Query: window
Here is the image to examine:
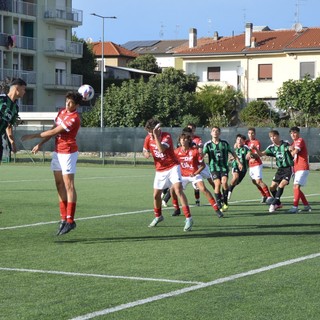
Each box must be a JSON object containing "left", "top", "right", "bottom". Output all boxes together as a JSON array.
[
  {"left": 207, "top": 67, "right": 220, "bottom": 81},
  {"left": 258, "top": 64, "right": 272, "bottom": 81},
  {"left": 300, "top": 62, "right": 315, "bottom": 79}
]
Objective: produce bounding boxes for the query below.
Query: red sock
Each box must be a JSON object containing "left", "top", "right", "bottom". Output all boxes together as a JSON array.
[
  {"left": 262, "top": 186, "right": 271, "bottom": 198},
  {"left": 209, "top": 198, "right": 219, "bottom": 211},
  {"left": 257, "top": 185, "right": 265, "bottom": 196},
  {"left": 172, "top": 198, "right": 180, "bottom": 210},
  {"left": 300, "top": 191, "right": 309, "bottom": 206},
  {"left": 293, "top": 188, "right": 300, "bottom": 207},
  {"left": 59, "top": 201, "right": 67, "bottom": 221},
  {"left": 66, "top": 202, "right": 76, "bottom": 223},
  {"left": 154, "top": 207, "right": 162, "bottom": 217},
  {"left": 182, "top": 206, "right": 191, "bottom": 218}
]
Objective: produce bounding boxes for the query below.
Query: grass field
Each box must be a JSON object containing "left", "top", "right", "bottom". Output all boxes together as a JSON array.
[{"left": 0, "top": 164, "right": 320, "bottom": 320}]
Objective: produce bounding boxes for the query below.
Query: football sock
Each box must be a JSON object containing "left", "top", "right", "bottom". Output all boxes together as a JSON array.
[
  {"left": 209, "top": 198, "right": 219, "bottom": 211},
  {"left": 66, "top": 202, "right": 76, "bottom": 223},
  {"left": 257, "top": 185, "right": 265, "bottom": 196},
  {"left": 222, "top": 189, "right": 228, "bottom": 205},
  {"left": 172, "top": 198, "right": 180, "bottom": 210},
  {"left": 262, "top": 186, "right": 272, "bottom": 198},
  {"left": 215, "top": 193, "right": 222, "bottom": 208},
  {"left": 59, "top": 201, "right": 67, "bottom": 221},
  {"left": 182, "top": 206, "right": 191, "bottom": 218},
  {"left": 274, "top": 187, "right": 284, "bottom": 205},
  {"left": 163, "top": 191, "right": 171, "bottom": 203},
  {"left": 154, "top": 207, "right": 162, "bottom": 217},
  {"left": 300, "top": 190, "right": 308, "bottom": 206},
  {"left": 194, "top": 189, "right": 200, "bottom": 200},
  {"left": 293, "top": 188, "right": 300, "bottom": 207}
]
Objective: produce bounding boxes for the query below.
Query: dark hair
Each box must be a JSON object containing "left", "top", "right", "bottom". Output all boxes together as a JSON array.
[
  {"left": 269, "top": 130, "right": 279, "bottom": 136},
  {"left": 178, "top": 132, "right": 192, "bottom": 145},
  {"left": 236, "top": 133, "right": 246, "bottom": 140},
  {"left": 182, "top": 127, "right": 192, "bottom": 134},
  {"left": 145, "top": 118, "right": 160, "bottom": 130},
  {"left": 66, "top": 91, "right": 83, "bottom": 105},
  {"left": 10, "top": 78, "right": 27, "bottom": 87},
  {"left": 248, "top": 127, "right": 256, "bottom": 133},
  {"left": 290, "top": 126, "right": 300, "bottom": 133},
  {"left": 187, "top": 123, "right": 196, "bottom": 129}
]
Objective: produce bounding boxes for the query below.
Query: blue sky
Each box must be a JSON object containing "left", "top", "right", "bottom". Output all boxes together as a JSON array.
[{"left": 72, "top": 0, "right": 320, "bottom": 45}]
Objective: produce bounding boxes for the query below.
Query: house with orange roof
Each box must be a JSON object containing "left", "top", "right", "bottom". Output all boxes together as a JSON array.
[{"left": 174, "top": 24, "right": 320, "bottom": 106}]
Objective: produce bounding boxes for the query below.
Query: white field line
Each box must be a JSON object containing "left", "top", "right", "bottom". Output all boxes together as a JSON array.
[
  {"left": 70, "top": 252, "right": 320, "bottom": 320},
  {"left": 0, "top": 267, "right": 202, "bottom": 285},
  {"left": 1, "top": 193, "right": 319, "bottom": 232}
]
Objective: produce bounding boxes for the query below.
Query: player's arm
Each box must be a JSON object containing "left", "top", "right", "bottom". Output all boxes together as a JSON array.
[
  {"left": 143, "top": 147, "right": 151, "bottom": 159},
  {"left": 6, "top": 124, "right": 17, "bottom": 153},
  {"left": 153, "top": 125, "right": 168, "bottom": 153},
  {"left": 251, "top": 145, "right": 267, "bottom": 157},
  {"left": 192, "top": 160, "right": 205, "bottom": 176}
]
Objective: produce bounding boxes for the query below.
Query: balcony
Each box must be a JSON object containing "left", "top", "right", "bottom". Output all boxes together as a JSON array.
[
  {"left": 0, "top": 33, "right": 36, "bottom": 51},
  {"left": 43, "top": 72, "right": 83, "bottom": 90},
  {"left": 44, "top": 6, "right": 83, "bottom": 27},
  {"left": 0, "top": 0, "right": 37, "bottom": 17},
  {"left": 0, "top": 68, "right": 36, "bottom": 85},
  {"left": 44, "top": 39, "right": 83, "bottom": 58}
]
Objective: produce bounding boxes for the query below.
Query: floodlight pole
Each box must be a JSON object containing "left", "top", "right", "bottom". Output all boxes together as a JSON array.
[{"left": 91, "top": 13, "right": 117, "bottom": 128}]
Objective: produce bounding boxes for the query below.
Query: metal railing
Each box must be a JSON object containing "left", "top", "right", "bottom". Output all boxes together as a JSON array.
[
  {"left": 0, "top": 68, "right": 36, "bottom": 84},
  {"left": 44, "top": 39, "right": 83, "bottom": 56},
  {"left": 0, "top": 0, "right": 37, "bottom": 16}
]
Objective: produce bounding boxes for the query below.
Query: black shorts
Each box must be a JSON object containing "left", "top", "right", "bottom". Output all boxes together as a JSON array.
[
  {"left": 232, "top": 169, "right": 247, "bottom": 185},
  {"left": 211, "top": 170, "right": 229, "bottom": 180},
  {"left": 273, "top": 167, "right": 292, "bottom": 184}
]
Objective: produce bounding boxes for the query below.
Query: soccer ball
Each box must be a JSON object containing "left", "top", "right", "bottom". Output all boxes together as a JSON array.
[{"left": 78, "top": 84, "right": 95, "bottom": 101}]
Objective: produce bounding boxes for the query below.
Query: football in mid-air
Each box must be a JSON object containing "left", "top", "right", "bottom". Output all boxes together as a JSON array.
[{"left": 78, "top": 84, "right": 95, "bottom": 101}]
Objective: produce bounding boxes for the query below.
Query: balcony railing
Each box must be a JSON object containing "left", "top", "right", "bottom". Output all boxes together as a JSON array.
[
  {"left": 44, "top": 6, "right": 83, "bottom": 26},
  {"left": 43, "top": 72, "right": 83, "bottom": 89},
  {"left": 0, "top": 33, "right": 36, "bottom": 51},
  {"left": 44, "top": 39, "right": 83, "bottom": 56},
  {"left": 0, "top": 0, "right": 37, "bottom": 17},
  {"left": 0, "top": 68, "right": 36, "bottom": 84}
]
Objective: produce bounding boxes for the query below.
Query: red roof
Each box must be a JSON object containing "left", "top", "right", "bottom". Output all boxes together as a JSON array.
[
  {"left": 92, "top": 41, "right": 139, "bottom": 58},
  {"left": 174, "top": 27, "right": 320, "bottom": 55}
]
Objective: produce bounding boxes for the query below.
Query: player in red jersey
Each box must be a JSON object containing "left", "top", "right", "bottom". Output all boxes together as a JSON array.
[
  {"left": 246, "top": 127, "right": 273, "bottom": 204},
  {"left": 171, "top": 133, "right": 223, "bottom": 218},
  {"left": 143, "top": 118, "right": 193, "bottom": 231},
  {"left": 21, "top": 91, "right": 83, "bottom": 235},
  {"left": 288, "top": 127, "right": 311, "bottom": 213}
]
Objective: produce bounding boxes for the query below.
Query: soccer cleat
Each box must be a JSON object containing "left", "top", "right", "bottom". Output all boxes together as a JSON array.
[
  {"left": 260, "top": 196, "right": 267, "bottom": 203},
  {"left": 59, "top": 221, "right": 76, "bottom": 235},
  {"left": 269, "top": 204, "right": 276, "bottom": 213},
  {"left": 184, "top": 217, "right": 193, "bottom": 231},
  {"left": 299, "top": 205, "right": 312, "bottom": 212},
  {"left": 162, "top": 200, "right": 168, "bottom": 207},
  {"left": 275, "top": 204, "right": 283, "bottom": 210},
  {"left": 195, "top": 200, "right": 200, "bottom": 206},
  {"left": 288, "top": 206, "right": 298, "bottom": 213},
  {"left": 266, "top": 197, "right": 274, "bottom": 205},
  {"left": 148, "top": 215, "right": 164, "bottom": 227},
  {"left": 221, "top": 204, "right": 229, "bottom": 212},
  {"left": 172, "top": 209, "right": 181, "bottom": 216},
  {"left": 216, "top": 210, "right": 224, "bottom": 218},
  {"left": 56, "top": 220, "right": 66, "bottom": 235},
  {"left": 227, "top": 191, "right": 232, "bottom": 200}
]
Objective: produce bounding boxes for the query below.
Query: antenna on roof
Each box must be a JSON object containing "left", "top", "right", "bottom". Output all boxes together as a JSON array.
[{"left": 159, "top": 22, "right": 165, "bottom": 39}]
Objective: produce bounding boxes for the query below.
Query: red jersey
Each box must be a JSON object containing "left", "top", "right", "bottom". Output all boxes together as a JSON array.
[
  {"left": 143, "top": 131, "right": 179, "bottom": 172},
  {"left": 245, "top": 139, "right": 262, "bottom": 167},
  {"left": 192, "top": 135, "right": 203, "bottom": 148},
  {"left": 292, "top": 137, "right": 309, "bottom": 171},
  {"left": 54, "top": 108, "right": 80, "bottom": 154},
  {"left": 174, "top": 146, "right": 202, "bottom": 177}
]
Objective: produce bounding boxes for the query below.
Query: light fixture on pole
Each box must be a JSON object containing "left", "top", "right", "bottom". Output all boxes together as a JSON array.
[{"left": 90, "top": 13, "right": 117, "bottom": 128}]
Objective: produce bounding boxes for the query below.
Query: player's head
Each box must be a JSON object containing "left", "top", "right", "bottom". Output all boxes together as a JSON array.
[
  {"left": 268, "top": 130, "right": 280, "bottom": 143},
  {"left": 211, "top": 126, "right": 220, "bottom": 138},
  {"left": 290, "top": 126, "right": 300, "bottom": 139},
  {"left": 247, "top": 127, "right": 256, "bottom": 140},
  {"left": 179, "top": 132, "right": 192, "bottom": 147},
  {"left": 187, "top": 122, "right": 196, "bottom": 134},
  {"left": 236, "top": 134, "right": 246, "bottom": 146},
  {"left": 145, "top": 118, "right": 160, "bottom": 131},
  {"left": 182, "top": 126, "right": 192, "bottom": 134},
  {"left": 66, "top": 91, "right": 83, "bottom": 105},
  {"left": 9, "top": 78, "right": 27, "bottom": 99}
]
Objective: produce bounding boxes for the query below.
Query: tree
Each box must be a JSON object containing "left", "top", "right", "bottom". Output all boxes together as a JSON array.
[
  {"left": 239, "top": 100, "right": 279, "bottom": 127},
  {"left": 82, "top": 68, "right": 200, "bottom": 127},
  {"left": 195, "top": 85, "right": 244, "bottom": 127},
  {"left": 127, "top": 54, "right": 162, "bottom": 73},
  {"left": 276, "top": 76, "right": 320, "bottom": 127}
]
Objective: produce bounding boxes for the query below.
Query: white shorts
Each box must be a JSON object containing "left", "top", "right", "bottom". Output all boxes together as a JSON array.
[
  {"left": 293, "top": 170, "right": 309, "bottom": 186},
  {"left": 154, "top": 165, "right": 182, "bottom": 190},
  {"left": 181, "top": 174, "right": 203, "bottom": 190},
  {"left": 249, "top": 164, "right": 263, "bottom": 180},
  {"left": 200, "top": 164, "right": 212, "bottom": 180},
  {"left": 51, "top": 151, "right": 78, "bottom": 175}
]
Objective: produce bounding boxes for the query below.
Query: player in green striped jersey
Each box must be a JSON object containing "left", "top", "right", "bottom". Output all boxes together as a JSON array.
[
  {"left": 254, "top": 130, "right": 294, "bottom": 213},
  {"left": 203, "top": 126, "right": 242, "bottom": 211}
]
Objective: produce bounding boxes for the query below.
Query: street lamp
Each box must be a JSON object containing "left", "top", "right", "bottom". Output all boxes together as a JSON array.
[{"left": 90, "top": 13, "right": 117, "bottom": 128}]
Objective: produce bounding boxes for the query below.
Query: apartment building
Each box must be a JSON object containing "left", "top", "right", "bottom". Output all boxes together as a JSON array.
[{"left": 0, "top": 0, "right": 83, "bottom": 112}]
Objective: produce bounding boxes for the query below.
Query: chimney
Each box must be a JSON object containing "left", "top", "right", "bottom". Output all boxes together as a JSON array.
[
  {"left": 245, "top": 23, "right": 253, "bottom": 47},
  {"left": 213, "top": 31, "right": 219, "bottom": 41},
  {"left": 251, "top": 36, "right": 256, "bottom": 48},
  {"left": 189, "top": 28, "right": 197, "bottom": 48}
]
